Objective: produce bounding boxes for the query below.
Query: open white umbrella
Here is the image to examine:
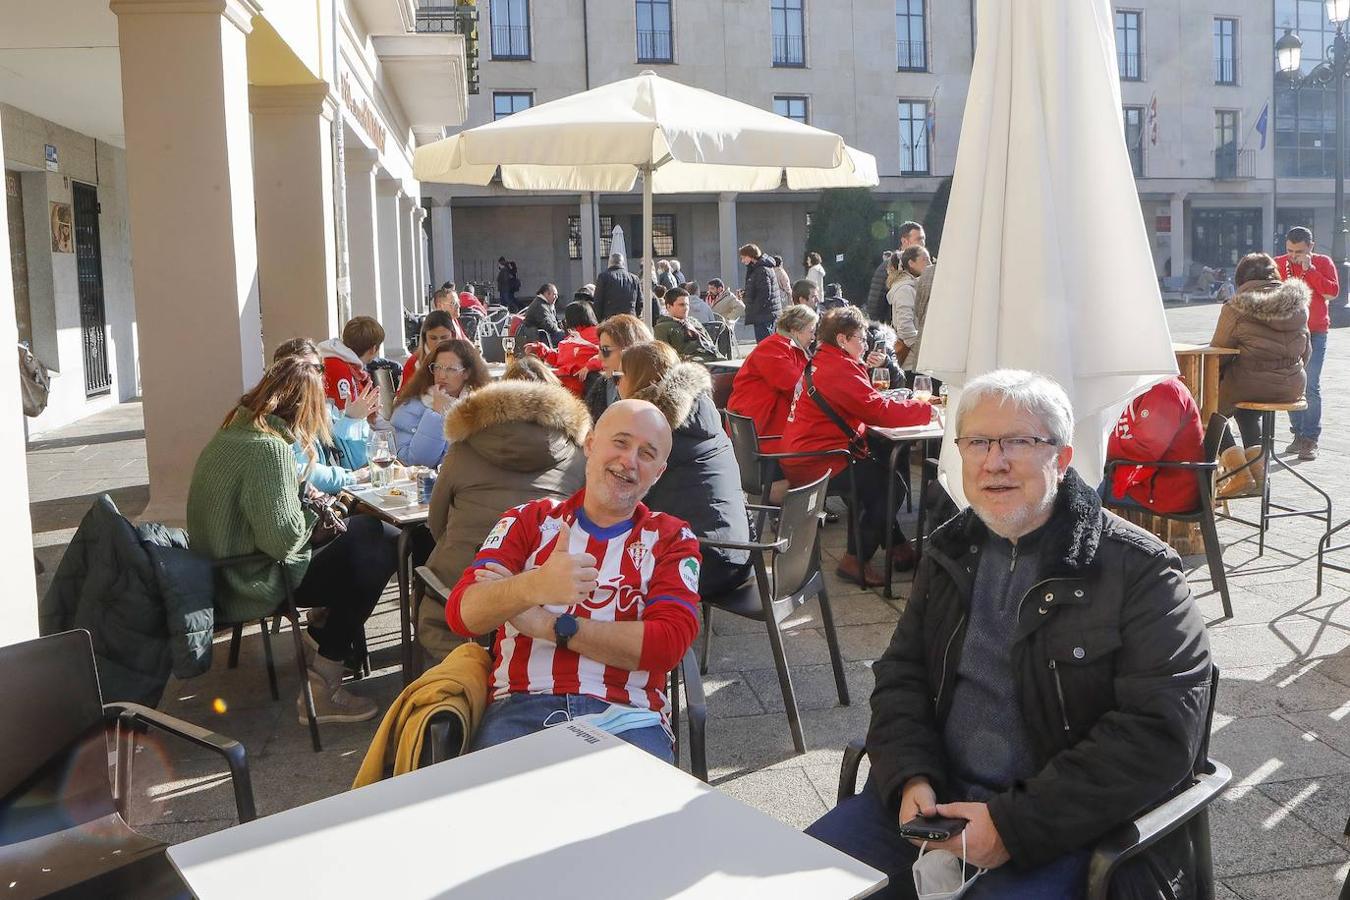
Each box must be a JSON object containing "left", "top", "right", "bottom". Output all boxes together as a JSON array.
[
  {"left": 917, "top": 0, "right": 1177, "bottom": 503},
  {"left": 414, "top": 70, "right": 878, "bottom": 326}
]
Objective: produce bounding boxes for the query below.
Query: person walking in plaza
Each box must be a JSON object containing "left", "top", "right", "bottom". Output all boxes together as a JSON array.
[
  {"left": 320, "top": 316, "right": 383, "bottom": 413},
  {"left": 420, "top": 376, "right": 589, "bottom": 662},
  {"left": 618, "top": 341, "right": 752, "bottom": 596},
  {"left": 727, "top": 304, "right": 818, "bottom": 455},
  {"left": 1210, "top": 252, "right": 1310, "bottom": 498},
  {"left": 496, "top": 258, "right": 522, "bottom": 311},
  {"left": 806, "top": 370, "right": 1212, "bottom": 900},
  {"left": 1274, "top": 226, "right": 1337, "bottom": 460},
  {"left": 444, "top": 400, "right": 702, "bottom": 762},
  {"left": 740, "top": 243, "right": 785, "bottom": 342},
  {"left": 804, "top": 251, "right": 826, "bottom": 293},
  {"left": 653, "top": 288, "right": 723, "bottom": 362},
  {"left": 188, "top": 356, "right": 398, "bottom": 725},
  {"left": 867, "top": 222, "right": 925, "bottom": 321},
  {"left": 584, "top": 314, "right": 653, "bottom": 421},
  {"left": 401, "top": 309, "right": 461, "bottom": 385},
  {"left": 779, "top": 307, "right": 934, "bottom": 586},
  {"left": 772, "top": 254, "right": 794, "bottom": 300},
  {"left": 390, "top": 338, "right": 492, "bottom": 467},
  {"left": 594, "top": 252, "right": 643, "bottom": 321},
  {"left": 522, "top": 282, "right": 566, "bottom": 346},
  {"left": 889, "top": 246, "right": 931, "bottom": 371}
]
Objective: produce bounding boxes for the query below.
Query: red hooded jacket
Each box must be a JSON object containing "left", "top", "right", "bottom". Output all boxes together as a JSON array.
[
  {"left": 527, "top": 326, "right": 602, "bottom": 396},
  {"left": 318, "top": 339, "right": 370, "bottom": 411},
  {"left": 1106, "top": 377, "right": 1204, "bottom": 514},
  {"left": 726, "top": 333, "right": 809, "bottom": 451},
  {"left": 1274, "top": 252, "right": 1339, "bottom": 333},
  {"left": 779, "top": 343, "right": 932, "bottom": 484}
]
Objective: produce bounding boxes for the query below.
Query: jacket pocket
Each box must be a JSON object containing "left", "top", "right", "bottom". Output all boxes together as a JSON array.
[{"left": 1043, "top": 627, "right": 1123, "bottom": 740}]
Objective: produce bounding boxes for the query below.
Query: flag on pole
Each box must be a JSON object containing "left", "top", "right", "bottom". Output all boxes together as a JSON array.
[
  {"left": 927, "top": 85, "right": 940, "bottom": 144},
  {"left": 1147, "top": 94, "right": 1158, "bottom": 146},
  {"left": 1255, "top": 101, "right": 1269, "bottom": 150}
]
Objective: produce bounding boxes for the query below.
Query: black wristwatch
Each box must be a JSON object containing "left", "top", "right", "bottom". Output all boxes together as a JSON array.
[{"left": 553, "top": 613, "right": 580, "bottom": 650}]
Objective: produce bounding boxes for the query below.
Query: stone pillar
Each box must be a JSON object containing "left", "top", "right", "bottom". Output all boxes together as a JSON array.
[
  {"left": 112, "top": 0, "right": 265, "bottom": 523},
  {"left": 0, "top": 110, "right": 38, "bottom": 645},
  {"left": 376, "top": 180, "right": 406, "bottom": 359},
  {"left": 1169, "top": 192, "right": 1187, "bottom": 280},
  {"left": 430, "top": 202, "right": 454, "bottom": 286},
  {"left": 579, "top": 193, "right": 598, "bottom": 285},
  {"left": 718, "top": 192, "right": 740, "bottom": 285},
  {"left": 1262, "top": 191, "right": 1277, "bottom": 255},
  {"left": 416, "top": 206, "right": 430, "bottom": 308},
  {"left": 401, "top": 193, "right": 419, "bottom": 312},
  {"left": 250, "top": 83, "right": 339, "bottom": 357},
  {"left": 344, "top": 148, "right": 381, "bottom": 324}
]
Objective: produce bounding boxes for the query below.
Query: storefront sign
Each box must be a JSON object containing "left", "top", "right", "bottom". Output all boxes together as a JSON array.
[
  {"left": 44, "top": 144, "right": 58, "bottom": 172},
  {"left": 340, "top": 72, "right": 387, "bottom": 155}
]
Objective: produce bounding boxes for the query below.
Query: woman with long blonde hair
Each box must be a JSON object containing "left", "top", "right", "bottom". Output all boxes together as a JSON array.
[{"left": 188, "top": 355, "right": 398, "bottom": 726}]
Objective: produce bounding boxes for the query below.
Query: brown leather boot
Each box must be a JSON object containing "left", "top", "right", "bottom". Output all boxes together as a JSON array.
[
  {"left": 1216, "top": 446, "right": 1255, "bottom": 499},
  {"left": 1244, "top": 446, "right": 1265, "bottom": 489},
  {"left": 835, "top": 554, "right": 883, "bottom": 588}
]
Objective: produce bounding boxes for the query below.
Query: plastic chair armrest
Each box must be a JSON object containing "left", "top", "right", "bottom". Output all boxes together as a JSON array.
[
  {"left": 838, "top": 738, "right": 868, "bottom": 804},
  {"left": 104, "top": 701, "right": 257, "bottom": 823},
  {"left": 758, "top": 448, "right": 853, "bottom": 462},
  {"left": 415, "top": 565, "right": 455, "bottom": 604},
  {"left": 698, "top": 536, "right": 790, "bottom": 553},
  {"left": 1085, "top": 762, "right": 1232, "bottom": 900}
]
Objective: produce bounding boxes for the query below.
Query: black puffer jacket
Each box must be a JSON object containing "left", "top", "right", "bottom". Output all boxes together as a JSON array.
[
  {"left": 742, "top": 255, "right": 783, "bottom": 325},
  {"left": 633, "top": 363, "right": 750, "bottom": 577},
  {"left": 868, "top": 469, "right": 1211, "bottom": 897}
]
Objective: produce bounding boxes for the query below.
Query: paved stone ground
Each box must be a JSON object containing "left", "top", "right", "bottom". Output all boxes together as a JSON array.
[{"left": 25, "top": 303, "right": 1350, "bottom": 897}]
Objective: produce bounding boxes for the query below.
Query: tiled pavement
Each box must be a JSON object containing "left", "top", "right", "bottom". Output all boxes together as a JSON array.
[{"left": 25, "top": 303, "right": 1350, "bottom": 897}]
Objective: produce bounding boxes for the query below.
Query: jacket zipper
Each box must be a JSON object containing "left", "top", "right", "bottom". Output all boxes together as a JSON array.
[
  {"left": 934, "top": 613, "right": 966, "bottom": 705},
  {"left": 1048, "top": 660, "right": 1072, "bottom": 734},
  {"left": 1009, "top": 542, "right": 1018, "bottom": 572}
]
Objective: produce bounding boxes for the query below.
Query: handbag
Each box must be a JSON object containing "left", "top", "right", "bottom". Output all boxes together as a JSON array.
[
  {"left": 803, "top": 362, "right": 868, "bottom": 458},
  {"left": 302, "top": 491, "right": 349, "bottom": 548}
]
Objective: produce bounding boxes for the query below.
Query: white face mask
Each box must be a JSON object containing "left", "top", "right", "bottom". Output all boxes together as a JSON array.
[{"left": 912, "top": 834, "right": 985, "bottom": 900}]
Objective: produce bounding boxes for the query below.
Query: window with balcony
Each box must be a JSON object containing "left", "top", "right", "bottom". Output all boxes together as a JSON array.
[
  {"left": 1115, "top": 10, "right": 1142, "bottom": 81},
  {"left": 637, "top": 0, "right": 674, "bottom": 62},
  {"left": 895, "top": 0, "right": 926, "bottom": 71},
  {"left": 1214, "top": 17, "right": 1237, "bottom": 85},
  {"left": 1215, "top": 109, "right": 1239, "bottom": 178},
  {"left": 898, "top": 100, "right": 930, "bottom": 175},
  {"left": 490, "top": 0, "right": 530, "bottom": 60},
  {"left": 493, "top": 91, "right": 533, "bottom": 120},
  {"left": 774, "top": 95, "right": 809, "bottom": 124},
  {"left": 1123, "top": 106, "right": 1144, "bottom": 176},
  {"left": 772, "top": 0, "right": 806, "bottom": 67}
]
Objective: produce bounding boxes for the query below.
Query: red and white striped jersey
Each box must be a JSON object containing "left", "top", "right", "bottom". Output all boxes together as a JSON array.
[{"left": 445, "top": 490, "right": 702, "bottom": 716}]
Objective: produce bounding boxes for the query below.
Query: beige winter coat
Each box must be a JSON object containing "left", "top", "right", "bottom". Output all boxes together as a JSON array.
[
  {"left": 420, "top": 381, "right": 589, "bottom": 660},
  {"left": 1211, "top": 278, "right": 1311, "bottom": 415}
]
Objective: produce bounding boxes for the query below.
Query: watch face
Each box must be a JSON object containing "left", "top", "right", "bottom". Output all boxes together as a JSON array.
[{"left": 555, "top": 614, "right": 579, "bottom": 639}]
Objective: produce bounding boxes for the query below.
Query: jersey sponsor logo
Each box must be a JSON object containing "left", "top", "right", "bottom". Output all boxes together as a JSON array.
[
  {"left": 482, "top": 516, "right": 515, "bottom": 550},
  {"left": 579, "top": 578, "right": 643, "bottom": 615},
  {"left": 541, "top": 516, "right": 563, "bottom": 540},
  {"left": 679, "top": 557, "right": 700, "bottom": 592},
  {"left": 679, "top": 526, "right": 696, "bottom": 542}
]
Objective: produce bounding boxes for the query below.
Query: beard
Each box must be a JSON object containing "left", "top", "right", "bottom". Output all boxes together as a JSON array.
[{"left": 970, "top": 488, "right": 1056, "bottom": 541}]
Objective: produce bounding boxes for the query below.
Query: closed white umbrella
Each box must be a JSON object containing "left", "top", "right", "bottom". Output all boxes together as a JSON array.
[
  {"left": 918, "top": 0, "right": 1177, "bottom": 503},
  {"left": 609, "top": 225, "right": 627, "bottom": 267},
  {"left": 414, "top": 71, "right": 878, "bottom": 327}
]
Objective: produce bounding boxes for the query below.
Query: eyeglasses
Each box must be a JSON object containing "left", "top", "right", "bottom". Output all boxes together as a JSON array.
[
  {"left": 429, "top": 363, "right": 466, "bottom": 374},
  {"left": 954, "top": 436, "right": 1058, "bottom": 461},
  {"left": 598, "top": 346, "right": 617, "bottom": 357}
]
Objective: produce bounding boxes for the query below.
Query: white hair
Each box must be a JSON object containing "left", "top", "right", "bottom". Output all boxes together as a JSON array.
[
  {"left": 609, "top": 252, "right": 626, "bottom": 267},
  {"left": 955, "top": 369, "right": 1075, "bottom": 447}
]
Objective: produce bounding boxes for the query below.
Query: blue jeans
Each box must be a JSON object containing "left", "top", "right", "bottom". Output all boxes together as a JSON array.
[
  {"left": 468, "top": 692, "right": 674, "bottom": 764},
  {"left": 805, "top": 778, "right": 1090, "bottom": 900},
  {"left": 753, "top": 321, "right": 774, "bottom": 342},
  {"left": 1290, "top": 330, "right": 1327, "bottom": 441}
]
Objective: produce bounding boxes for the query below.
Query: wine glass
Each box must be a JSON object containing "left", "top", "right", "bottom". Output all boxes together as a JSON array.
[
  {"left": 871, "top": 368, "right": 891, "bottom": 392},
  {"left": 367, "top": 429, "right": 396, "bottom": 489},
  {"left": 913, "top": 375, "right": 933, "bottom": 403}
]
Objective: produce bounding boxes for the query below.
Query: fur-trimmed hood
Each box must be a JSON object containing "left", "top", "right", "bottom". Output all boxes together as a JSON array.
[
  {"left": 1229, "top": 278, "right": 1310, "bottom": 324},
  {"left": 444, "top": 380, "right": 590, "bottom": 473},
  {"left": 631, "top": 362, "right": 712, "bottom": 432}
]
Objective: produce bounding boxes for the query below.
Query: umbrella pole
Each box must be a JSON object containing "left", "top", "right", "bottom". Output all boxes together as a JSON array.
[{"left": 641, "top": 164, "right": 654, "bottom": 330}]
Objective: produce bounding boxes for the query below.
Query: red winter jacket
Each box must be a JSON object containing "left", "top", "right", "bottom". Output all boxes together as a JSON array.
[
  {"left": 528, "top": 327, "right": 602, "bottom": 396},
  {"left": 459, "top": 292, "right": 486, "bottom": 314},
  {"left": 1106, "top": 377, "right": 1204, "bottom": 514},
  {"left": 318, "top": 339, "right": 370, "bottom": 411},
  {"left": 726, "top": 334, "right": 808, "bottom": 452},
  {"left": 1275, "top": 252, "right": 1339, "bottom": 333},
  {"left": 779, "top": 343, "right": 932, "bottom": 484}
]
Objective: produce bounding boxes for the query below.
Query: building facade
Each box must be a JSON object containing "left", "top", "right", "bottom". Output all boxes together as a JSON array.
[{"left": 427, "top": 0, "right": 1334, "bottom": 295}]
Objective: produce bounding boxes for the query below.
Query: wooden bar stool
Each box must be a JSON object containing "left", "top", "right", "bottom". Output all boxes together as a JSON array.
[{"left": 1230, "top": 400, "right": 1332, "bottom": 560}]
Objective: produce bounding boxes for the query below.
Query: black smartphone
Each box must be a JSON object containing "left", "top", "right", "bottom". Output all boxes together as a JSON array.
[{"left": 898, "top": 814, "right": 968, "bottom": 842}]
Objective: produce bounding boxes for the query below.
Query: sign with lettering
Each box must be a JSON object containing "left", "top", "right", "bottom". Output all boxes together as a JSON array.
[{"left": 340, "top": 72, "right": 387, "bottom": 155}]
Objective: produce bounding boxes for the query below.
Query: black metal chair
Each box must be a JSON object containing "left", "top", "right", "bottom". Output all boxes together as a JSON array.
[
  {"left": 0, "top": 630, "right": 255, "bottom": 898},
  {"left": 411, "top": 566, "right": 709, "bottom": 782},
  {"left": 699, "top": 475, "right": 848, "bottom": 755},
  {"left": 704, "top": 316, "right": 735, "bottom": 359},
  {"left": 834, "top": 666, "right": 1230, "bottom": 900},
  {"left": 478, "top": 334, "right": 507, "bottom": 363},
  {"left": 1103, "top": 413, "right": 1233, "bottom": 619},
  {"left": 458, "top": 311, "right": 482, "bottom": 343}
]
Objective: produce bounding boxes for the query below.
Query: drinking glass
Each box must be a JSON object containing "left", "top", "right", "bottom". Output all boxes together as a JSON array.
[
  {"left": 367, "top": 429, "right": 396, "bottom": 489},
  {"left": 913, "top": 375, "right": 933, "bottom": 403},
  {"left": 871, "top": 368, "right": 891, "bottom": 391},
  {"left": 501, "top": 334, "right": 516, "bottom": 361}
]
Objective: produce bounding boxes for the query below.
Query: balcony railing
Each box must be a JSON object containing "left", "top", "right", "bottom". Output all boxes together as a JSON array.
[
  {"left": 637, "top": 28, "right": 673, "bottom": 62},
  {"left": 1215, "top": 55, "right": 1236, "bottom": 85},
  {"left": 414, "top": 2, "right": 480, "bottom": 93},
  {"left": 490, "top": 24, "right": 531, "bottom": 59},
  {"left": 1117, "top": 50, "right": 1141, "bottom": 81},
  {"left": 1214, "top": 147, "right": 1254, "bottom": 179},
  {"left": 896, "top": 39, "right": 926, "bottom": 71},
  {"left": 772, "top": 33, "right": 805, "bottom": 67}
]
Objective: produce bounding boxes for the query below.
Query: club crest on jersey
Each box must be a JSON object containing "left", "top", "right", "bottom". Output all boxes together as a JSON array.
[
  {"left": 337, "top": 379, "right": 351, "bottom": 401},
  {"left": 679, "top": 557, "right": 700, "bottom": 592},
  {"left": 627, "top": 542, "right": 648, "bottom": 570},
  {"left": 481, "top": 516, "right": 514, "bottom": 550}
]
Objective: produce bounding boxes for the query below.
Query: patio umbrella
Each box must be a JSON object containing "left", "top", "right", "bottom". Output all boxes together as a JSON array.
[
  {"left": 917, "top": 0, "right": 1177, "bottom": 504},
  {"left": 609, "top": 224, "right": 627, "bottom": 267},
  {"left": 414, "top": 70, "right": 878, "bottom": 327}
]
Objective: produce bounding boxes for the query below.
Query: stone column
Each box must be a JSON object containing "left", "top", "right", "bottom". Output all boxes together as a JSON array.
[
  {"left": 112, "top": 0, "right": 265, "bottom": 523},
  {"left": 1169, "top": 192, "right": 1187, "bottom": 280},
  {"left": 250, "top": 82, "right": 338, "bottom": 357},
  {"left": 718, "top": 192, "right": 740, "bottom": 285},
  {"left": 579, "top": 193, "right": 598, "bottom": 285},
  {"left": 344, "top": 148, "right": 381, "bottom": 324},
  {"left": 416, "top": 206, "right": 430, "bottom": 308},
  {"left": 0, "top": 110, "right": 38, "bottom": 645},
  {"left": 1262, "top": 191, "right": 1277, "bottom": 255},
  {"left": 430, "top": 202, "right": 454, "bottom": 286},
  {"left": 376, "top": 180, "right": 407, "bottom": 359},
  {"left": 401, "top": 193, "right": 420, "bottom": 312}
]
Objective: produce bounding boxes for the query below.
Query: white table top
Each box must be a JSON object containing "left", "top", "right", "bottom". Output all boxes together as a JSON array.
[
  {"left": 168, "top": 723, "right": 886, "bottom": 900},
  {"left": 869, "top": 407, "right": 946, "bottom": 443},
  {"left": 345, "top": 480, "right": 430, "bottom": 526},
  {"left": 486, "top": 362, "right": 508, "bottom": 380},
  {"left": 705, "top": 357, "right": 746, "bottom": 370}
]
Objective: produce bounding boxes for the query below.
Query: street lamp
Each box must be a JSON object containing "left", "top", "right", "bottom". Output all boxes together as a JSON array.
[{"left": 1279, "top": 7, "right": 1350, "bottom": 326}]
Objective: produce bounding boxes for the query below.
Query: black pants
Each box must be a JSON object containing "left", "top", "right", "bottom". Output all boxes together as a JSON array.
[
  {"left": 294, "top": 514, "right": 400, "bottom": 661},
  {"left": 700, "top": 554, "right": 754, "bottom": 597},
  {"left": 829, "top": 452, "right": 905, "bottom": 564},
  {"left": 1219, "top": 409, "right": 1263, "bottom": 451}
]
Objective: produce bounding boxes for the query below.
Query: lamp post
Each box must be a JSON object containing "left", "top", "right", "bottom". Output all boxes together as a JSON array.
[{"left": 1277, "top": 0, "right": 1350, "bottom": 327}]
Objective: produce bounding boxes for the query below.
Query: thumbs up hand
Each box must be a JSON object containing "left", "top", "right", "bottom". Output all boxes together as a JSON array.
[{"left": 535, "top": 519, "right": 600, "bottom": 605}]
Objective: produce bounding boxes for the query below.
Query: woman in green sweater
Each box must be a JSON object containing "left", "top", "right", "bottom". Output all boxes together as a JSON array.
[{"left": 187, "top": 356, "right": 398, "bottom": 725}]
